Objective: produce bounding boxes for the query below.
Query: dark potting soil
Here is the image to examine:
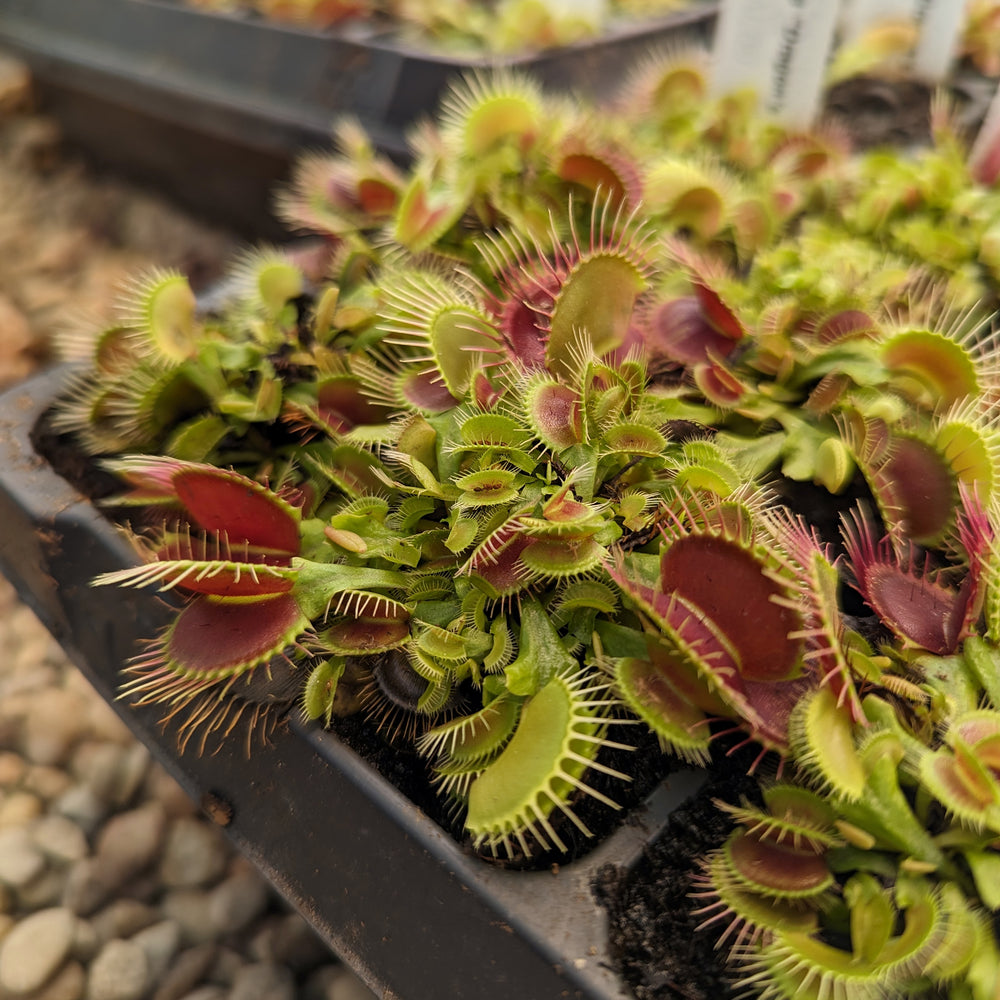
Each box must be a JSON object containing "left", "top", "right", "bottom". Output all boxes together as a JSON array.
[
  {"left": 593, "top": 739, "right": 765, "bottom": 1000},
  {"left": 822, "top": 69, "right": 994, "bottom": 151}
]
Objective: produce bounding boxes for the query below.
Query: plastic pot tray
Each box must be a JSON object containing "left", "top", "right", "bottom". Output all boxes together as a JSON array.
[
  {"left": 0, "top": 0, "right": 717, "bottom": 235},
  {"left": 0, "top": 365, "right": 705, "bottom": 1000}
]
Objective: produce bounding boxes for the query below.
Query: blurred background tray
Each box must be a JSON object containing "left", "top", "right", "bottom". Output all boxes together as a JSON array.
[{"left": 0, "top": 0, "right": 718, "bottom": 237}]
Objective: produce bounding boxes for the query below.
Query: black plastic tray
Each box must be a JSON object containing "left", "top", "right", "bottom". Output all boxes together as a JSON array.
[
  {"left": 0, "top": 0, "right": 718, "bottom": 236},
  {"left": 0, "top": 364, "right": 705, "bottom": 1000}
]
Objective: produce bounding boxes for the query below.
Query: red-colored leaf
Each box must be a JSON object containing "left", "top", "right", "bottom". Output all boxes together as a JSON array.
[
  {"left": 173, "top": 468, "right": 301, "bottom": 556},
  {"left": 864, "top": 564, "right": 962, "bottom": 655},
  {"left": 728, "top": 830, "right": 831, "bottom": 894},
  {"left": 660, "top": 535, "right": 802, "bottom": 683},
  {"left": 166, "top": 594, "right": 304, "bottom": 677},
  {"left": 644, "top": 296, "right": 738, "bottom": 367},
  {"left": 882, "top": 437, "right": 956, "bottom": 543}
]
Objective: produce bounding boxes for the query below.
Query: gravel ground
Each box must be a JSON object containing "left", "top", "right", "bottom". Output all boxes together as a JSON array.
[{"left": 0, "top": 57, "right": 377, "bottom": 1000}]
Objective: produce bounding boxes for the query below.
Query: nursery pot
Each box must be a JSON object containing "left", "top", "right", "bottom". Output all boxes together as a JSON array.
[
  {"left": 0, "top": 0, "right": 718, "bottom": 237},
  {"left": 0, "top": 364, "right": 708, "bottom": 1000}
]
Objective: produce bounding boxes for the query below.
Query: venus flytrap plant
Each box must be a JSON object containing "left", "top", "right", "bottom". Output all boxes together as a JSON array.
[{"left": 55, "top": 60, "right": 1000, "bottom": 998}]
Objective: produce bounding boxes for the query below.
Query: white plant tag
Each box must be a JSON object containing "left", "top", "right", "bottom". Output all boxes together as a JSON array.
[
  {"left": 912, "top": 0, "right": 967, "bottom": 80},
  {"left": 711, "top": 0, "right": 841, "bottom": 126},
  {"left": 710, "top": 0, "right": 791, "bottom": 102}
]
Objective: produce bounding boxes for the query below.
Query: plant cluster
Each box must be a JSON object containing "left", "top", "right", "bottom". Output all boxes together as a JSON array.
[
  {"left": 179, "top": 0, "right": 698, "bottom": 52},
  {"left": 55, "top": 54, "right": 1000, "bottom": 1000}
]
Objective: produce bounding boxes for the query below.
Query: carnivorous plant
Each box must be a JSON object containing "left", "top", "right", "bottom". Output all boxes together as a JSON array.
[{"left": 56, "top": 59, "right": 1000, "bottom": 1000}]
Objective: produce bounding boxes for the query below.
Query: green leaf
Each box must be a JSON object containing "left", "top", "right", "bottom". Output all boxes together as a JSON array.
[
  {"left": 963, "top": 849, "right": 1000, "bottom": 910},
  {"left": 504, "top": 598, "right": 576, "bottom": 697},
  {"left": 292, "top": 559, "right": 408, "bottom": 620}
]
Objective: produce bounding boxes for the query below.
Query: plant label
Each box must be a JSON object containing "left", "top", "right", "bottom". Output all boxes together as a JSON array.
[
  {"left": 711, "top": 0, "right": 840, "bottom": 126},
  {"left": 911, "top": 0, "right": 967, "bottom": 80}
]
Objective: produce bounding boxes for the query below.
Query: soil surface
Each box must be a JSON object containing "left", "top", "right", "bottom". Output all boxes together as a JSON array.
[{"left": 593, "top": 744, "right": 763, "bottom": 1000}]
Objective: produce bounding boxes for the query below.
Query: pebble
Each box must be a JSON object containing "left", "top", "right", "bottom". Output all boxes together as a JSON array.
[
  {"left": 23, "top": 764, "right": 73, "bottom": 803},
  {"left": 131, "top": 920, "right": 182, "bottom": 985},
  {"left": 72, "top": 744, "right": 130, "bottom": 808},
  {"left": 0, "top": 906, "right": 77, "bottom": 994},
  {"left": 0, "top": 751, "right": 26, "bottom": 786},
  {"left": 0, "top": 789, "right": 43, "bottom": 828},
  {"left": 22, "top": 688, "right": 86, "bottom": 767},
  {"left": 86, "top": 938, "right": 149, "bottom": 1000},
  {"left": 89, "top": 900, "right": 159, "bottom": 944},
  {"left": 32, "top": 814, "right": 89, "bottom": 863},
  {"left": 93, "top": 802, "right": 166, "bottom": 886},
  {"left": 158, "top": 819, "right": 229, "bottom": 889},
  {"left": 303, "top": 966, "right": 378, "bottom": 1000},
  {"left": 61, "top": 857, "right": 115, "bottom": 917},
  {"left": 149, "top": 944, "right": 217, "bottom": 1000},
  {"left": 0, "top": 826, "right": 46, "bottom": 888},
  {"left": 228, "top": 961, "right": 295, "bottom": 1000},
  {"left": 24, "top": 959, "right": 86, "bottom": 1000},
  {"left": 160, "top": 889, "right": 217, "bottom": 946},
  {"left": 177, "top": 989, "right": 226, "bottom": 1000},
  {"left": 17, "top": 866, "right": 69, "bottom": 910},
  {"left": 53, "top": 785, "right": 107, "bottom": 838},
  {"left": 206, "top": 869, "right": 270, "bottom": 935}
]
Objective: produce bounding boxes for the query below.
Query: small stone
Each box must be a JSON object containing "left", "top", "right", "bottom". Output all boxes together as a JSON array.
[
  {"left": 160, "top": 889, "right": 216, "bottom": 946},
  {"left": 16, "top": 864, "right": 68, "bottom": 910},
  {"left": 32, "top": 814, "right": 90, "bottom": 863},
  {"left": 205, "top": 946, "right": 243, "bottom": 987},
  {"left": 141, "top": 768, "right": 195, "bottom": 821},
  {"left": 61, "top": 857, "right": 114, "bottom": 917},
  {"left": 81, "top": 698, "right": 132, "bottom": 747},
  {"left": 176, "top": 989, "right": 226, "bottom": 1000},
  {"left": 303, "top": 965, "right": 378, "bottom": 1000},
  {"left": 0, "top": 906, "right": 77, "bottom": 994},
  {"left": 206, "top": 869, "right": 270, "bottom": 935},
  {"left": 21, "top": 959, "right": 86, "bottom": 1000},
  {"left": 115, "top": 869, "right": 159, "bottom": 905},
  {"left": 22, "top": 688, "right": 86, "bottom": 766},
  {"left": 131, "top": 920, "right": 182, "bottom": 986},
  {"left": 0, "top": 826, "right": 46, "bottom": 887},
  {"left": 0, "top": 752, "right": 25, "bottom": 786},
  {"left": 23, "top": 764, "right": 73, "bottom": 803},
  {"left": 158, "top": 818, "right": 229, "bottom": 889},
  {"left": 89, "top": 900, "right": 159, "bottom": 944},
  {"left": 148, "top": 943, "right": 217, "bottom": 1000},
  {"left": 228, "top": 962, "right": 294, "bottom": 1000},
  {"left": 70, "top": 919, "right": 100, "bottom": 963},
  {"left": 53, "top": 785, "right": 107, "bottom": 837},
  {"left": 325, "top": 968, "right": 377, "bottom": 1000},
  {"left": 0, "top": 789, "right": 43, "bottom": 828},
  {"left": 107, "top": 746, "right": 150, "bottom": 809},
  {"left": 86, "top": 938, "right": 149, "bottom": 1000},
  {"left": 93, "top": 802, "right": 166, "bottom": 885},
  {"left": 71, "top": 744, "right": 127, "bottom": 805}
]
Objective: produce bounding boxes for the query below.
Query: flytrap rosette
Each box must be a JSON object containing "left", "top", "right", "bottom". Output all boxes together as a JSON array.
[{"left": 92, "top": 459, "right": 311, "bottom": 747}]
